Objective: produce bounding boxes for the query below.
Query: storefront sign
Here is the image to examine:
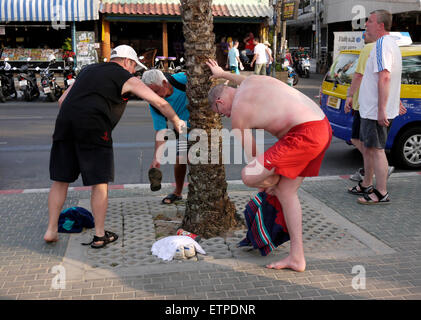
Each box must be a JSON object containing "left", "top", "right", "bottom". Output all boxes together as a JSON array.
[
  {"left": 0, "top": 26, "right": 5, "bottom": 35},
  {"left": 282, "top": 0, "right": 299, "bottom": 21}
]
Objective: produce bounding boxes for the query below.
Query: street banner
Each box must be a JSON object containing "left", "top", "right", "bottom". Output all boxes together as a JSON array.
[
  {"left": 333, "top": 32, "right": 364, "bottom": 61},
  {"left": 75, "top": 31, "right": 98, "bottom": 70},
  {"left": 333, "top": 31, "right": 413, "bottom": 61}
]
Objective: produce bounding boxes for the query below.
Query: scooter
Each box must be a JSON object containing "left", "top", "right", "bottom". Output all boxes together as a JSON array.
[
  {"left": 63, "top": 57, "right": 76, "bottom": 89},
  {"left": 282, "top": 60, "right": 298, "bottom": 86},
  {"left": 299, "top": 57, "right": 311, "bottom": 78},
  {"left": 15, "top": 58, "right": 40, "bottom": 101},
  {"left": 174, "top": 57, "right": 185, "bottom": 73},
  {"left": 0, "top": 58, "right": 17, "bottom": 102},
  {"left": 40, "top": 55, "right": 63, "bottom": 102}
]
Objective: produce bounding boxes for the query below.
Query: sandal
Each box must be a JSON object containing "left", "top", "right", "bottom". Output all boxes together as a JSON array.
[
  {"left": 82, "top": 230, "right": 119, "bottom": 249},
  {"left": 348, "top": 182, "right": 374, "bottom": 195},
  {"left": 358, "top": 188, "right": 390, "bottom": 205},
  {"left": 162, "top": 193, "right": 183, "bottom": 204},
  {"left": 148, "top": 168, "right": 162, "bottom": 192}
]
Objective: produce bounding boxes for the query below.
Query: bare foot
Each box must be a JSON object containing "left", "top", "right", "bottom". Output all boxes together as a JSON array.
[
  {"left": 266, "top": 256, "right": 306, "bottom": 272},
  {"left": 44, "top": 230, "right": 59, "bottom": 243}
]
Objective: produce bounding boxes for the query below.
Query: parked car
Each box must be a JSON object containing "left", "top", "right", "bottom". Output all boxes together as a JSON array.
[{"left": 320, "top": 45, "right": 421, "bottom": 169}]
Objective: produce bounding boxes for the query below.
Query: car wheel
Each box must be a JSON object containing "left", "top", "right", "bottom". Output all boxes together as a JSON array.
[{"left": 393, "top": 127, "right": 421, "bottom": 169}]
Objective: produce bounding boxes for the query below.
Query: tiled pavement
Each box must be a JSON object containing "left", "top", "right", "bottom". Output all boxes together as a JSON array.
[{"left": 1, "top": 174, "right": 421, "bottom": 300}]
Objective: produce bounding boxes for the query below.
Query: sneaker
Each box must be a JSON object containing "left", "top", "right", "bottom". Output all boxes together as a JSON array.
[
  {"left": 350, "top": 168, "right": 365, "bottom": 182},
  {"left": 350, "top": 166, "right": 394, "bottom": 182},
  {"left": 184, "top": 244, "right": 196, "bottom": 258},
  {"left": 387, "top": 166, "right": 395, "bottom": 178},
  {"left": 173, "top": 245, "right": 186, "bottom": 260}
]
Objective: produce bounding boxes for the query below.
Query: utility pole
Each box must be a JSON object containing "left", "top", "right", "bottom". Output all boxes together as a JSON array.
[
  {"left": 280, "top": 1, "right": 287, "bottom": 61},
  {"left": 314, "top": 0, "right": 321, "bottom": 72},
  {"left": 271, "top": 0, "right": 281, "bottom": 77}
]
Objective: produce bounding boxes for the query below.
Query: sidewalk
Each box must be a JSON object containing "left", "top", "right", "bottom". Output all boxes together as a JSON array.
[{"left": 1, "top": 173, "right": 421, "bottom": 300}]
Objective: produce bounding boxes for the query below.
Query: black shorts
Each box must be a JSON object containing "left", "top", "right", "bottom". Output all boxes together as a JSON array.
[
  {"left": 359, "top": 118, "right": 393, "bottom": 149},
  {"left": 49, "top": 140, "right": 114, "bottom": 186},
  {"left": 351, "top": 111, "right": 361, "bottom": 140}
]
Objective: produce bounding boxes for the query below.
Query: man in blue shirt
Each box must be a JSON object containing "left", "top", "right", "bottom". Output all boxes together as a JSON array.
[{"left": 142, "top": 70, "right": 189, "bottom": 204}]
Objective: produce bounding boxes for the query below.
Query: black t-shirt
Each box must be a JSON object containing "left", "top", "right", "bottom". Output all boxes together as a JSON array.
[{"left": 53, "top": 62, "right": 133, "bottom": 146}]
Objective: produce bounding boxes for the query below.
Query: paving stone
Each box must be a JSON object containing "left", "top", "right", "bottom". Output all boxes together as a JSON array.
[{"left": 2, "top": 176, "right": 421, "bottom": 300}]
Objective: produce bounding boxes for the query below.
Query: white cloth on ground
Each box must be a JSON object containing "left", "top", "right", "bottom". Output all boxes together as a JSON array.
[{"left": 151, "top": 236, "right": 206, "bottom": 261}]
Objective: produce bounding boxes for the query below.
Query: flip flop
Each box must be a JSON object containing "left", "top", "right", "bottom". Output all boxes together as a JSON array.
[
  {"left": 148, "top": 168, "right": 162, "bottom": 192},
  {"left": 162, "top": 193, "right": 183, "bottom": 204}
]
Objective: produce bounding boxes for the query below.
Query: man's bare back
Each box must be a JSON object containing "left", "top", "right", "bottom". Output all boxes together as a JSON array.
[{"left": 231, "top": 75, "right": 325, "bottom": 138}]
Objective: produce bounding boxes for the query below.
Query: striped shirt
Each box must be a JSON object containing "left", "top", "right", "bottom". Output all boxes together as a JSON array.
[{"left": 359, "top": 35, "right": 402, "bottom": 120}]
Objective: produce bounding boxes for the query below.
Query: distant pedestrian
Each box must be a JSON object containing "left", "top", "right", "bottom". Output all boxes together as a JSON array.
[
  {"left": 264, "top": 40, "right": 273, "bottom": 76},
  {"left": 226, "top": 39, "right": 243, "bottom": 75},
  {"left": 250, "top": 37, "right": 270, "bottom": 75},
  {"left": 240, "top": 32, "right": 255, "bottom": 64}
]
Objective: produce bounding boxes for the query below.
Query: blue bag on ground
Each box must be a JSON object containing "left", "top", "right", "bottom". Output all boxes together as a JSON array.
[{"left": 58, "top": 207, "right": 95, "bottom": 233}]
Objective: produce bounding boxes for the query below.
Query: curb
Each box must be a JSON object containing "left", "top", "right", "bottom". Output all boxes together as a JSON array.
[{"left": 1, "top": 171, "right": 420, "bottom": 195}]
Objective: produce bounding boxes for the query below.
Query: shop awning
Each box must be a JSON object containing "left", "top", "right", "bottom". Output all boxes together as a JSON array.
[
  {"left": 0, "top": 0, "right": 100, "bottom": 22},
  {"left": 100, "top": 0, "right": 273, "bottom": 19}
]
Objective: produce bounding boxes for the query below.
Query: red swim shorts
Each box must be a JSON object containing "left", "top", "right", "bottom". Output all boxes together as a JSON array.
[{"left": 261, "top": 117, "right": 332, "bottom": 179}]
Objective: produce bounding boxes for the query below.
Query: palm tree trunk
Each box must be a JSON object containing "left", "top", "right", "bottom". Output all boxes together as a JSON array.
[{"left": 180, "top": 0, "right": 239, "bottom": 238}]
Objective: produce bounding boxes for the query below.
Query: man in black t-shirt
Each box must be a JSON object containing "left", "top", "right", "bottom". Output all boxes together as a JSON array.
[{"left": 44, "top": 45, "right": 186, "bottom": 248}]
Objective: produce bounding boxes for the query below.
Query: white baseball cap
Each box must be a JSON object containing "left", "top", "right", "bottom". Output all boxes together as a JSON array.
[{"left": 110, "top": 45, "right": 142, "bottom": 67}]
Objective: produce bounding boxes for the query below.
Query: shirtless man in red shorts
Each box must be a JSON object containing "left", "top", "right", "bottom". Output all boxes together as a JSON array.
[{"left": 206, "top": 59, "right": 332, "bottom": 272}]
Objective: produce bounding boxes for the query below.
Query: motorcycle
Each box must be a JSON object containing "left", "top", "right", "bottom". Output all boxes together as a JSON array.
[
  {"left": 40, "top": 55, "right": 63, "bottom": 102},
  {"left": 15, "top": 58, "right": 40, "bottom": 101},
  {"left": 0, "top": 58, "right": 17, "bottom": 102},
  {"left": 174, "top": 57, "right": 185, "bottom": 73},
  {"left": 63, "top": 57, "right": 76, "bottom": 89},
  {"left": 299, "top": 57, "right": 311, "bottom": 78}
]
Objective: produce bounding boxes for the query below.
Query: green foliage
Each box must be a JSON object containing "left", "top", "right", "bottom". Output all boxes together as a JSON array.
[{"left": 62, "top": 38, "right": 72, "bottom": 51}]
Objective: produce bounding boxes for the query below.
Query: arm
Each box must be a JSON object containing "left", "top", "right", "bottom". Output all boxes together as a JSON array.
[
  {"left": 265, "top": 47, "right": 273, "bottom": 63},
  {"left": 151, "top": 130, "right": 167, "bottom": 169},
  {"left": 236, "top": 55, "right": 243, "bottom": 69},
  {"left": 344, "top": 72, "right": 363, "bottom": 113},
  {"left": 250, "top": 54, "right": 258, "bottom": 67},
  {"left": 232, "top": 117, "right": 258, "bottom": 163},
  {"left": 378, "top": 70, "right": 391, "bottom": 127},
  {"left": 58, "top": 83, "right": 74, "bottom": 107},
  {"left": 399, "top": 100, "right": 407, "bottom": 115},
  {"left": 206, "top": 59, "right": 246, "bottom": 86},
  {"left": 122, "top": 77, "right": 185, "bottom": 132}
]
